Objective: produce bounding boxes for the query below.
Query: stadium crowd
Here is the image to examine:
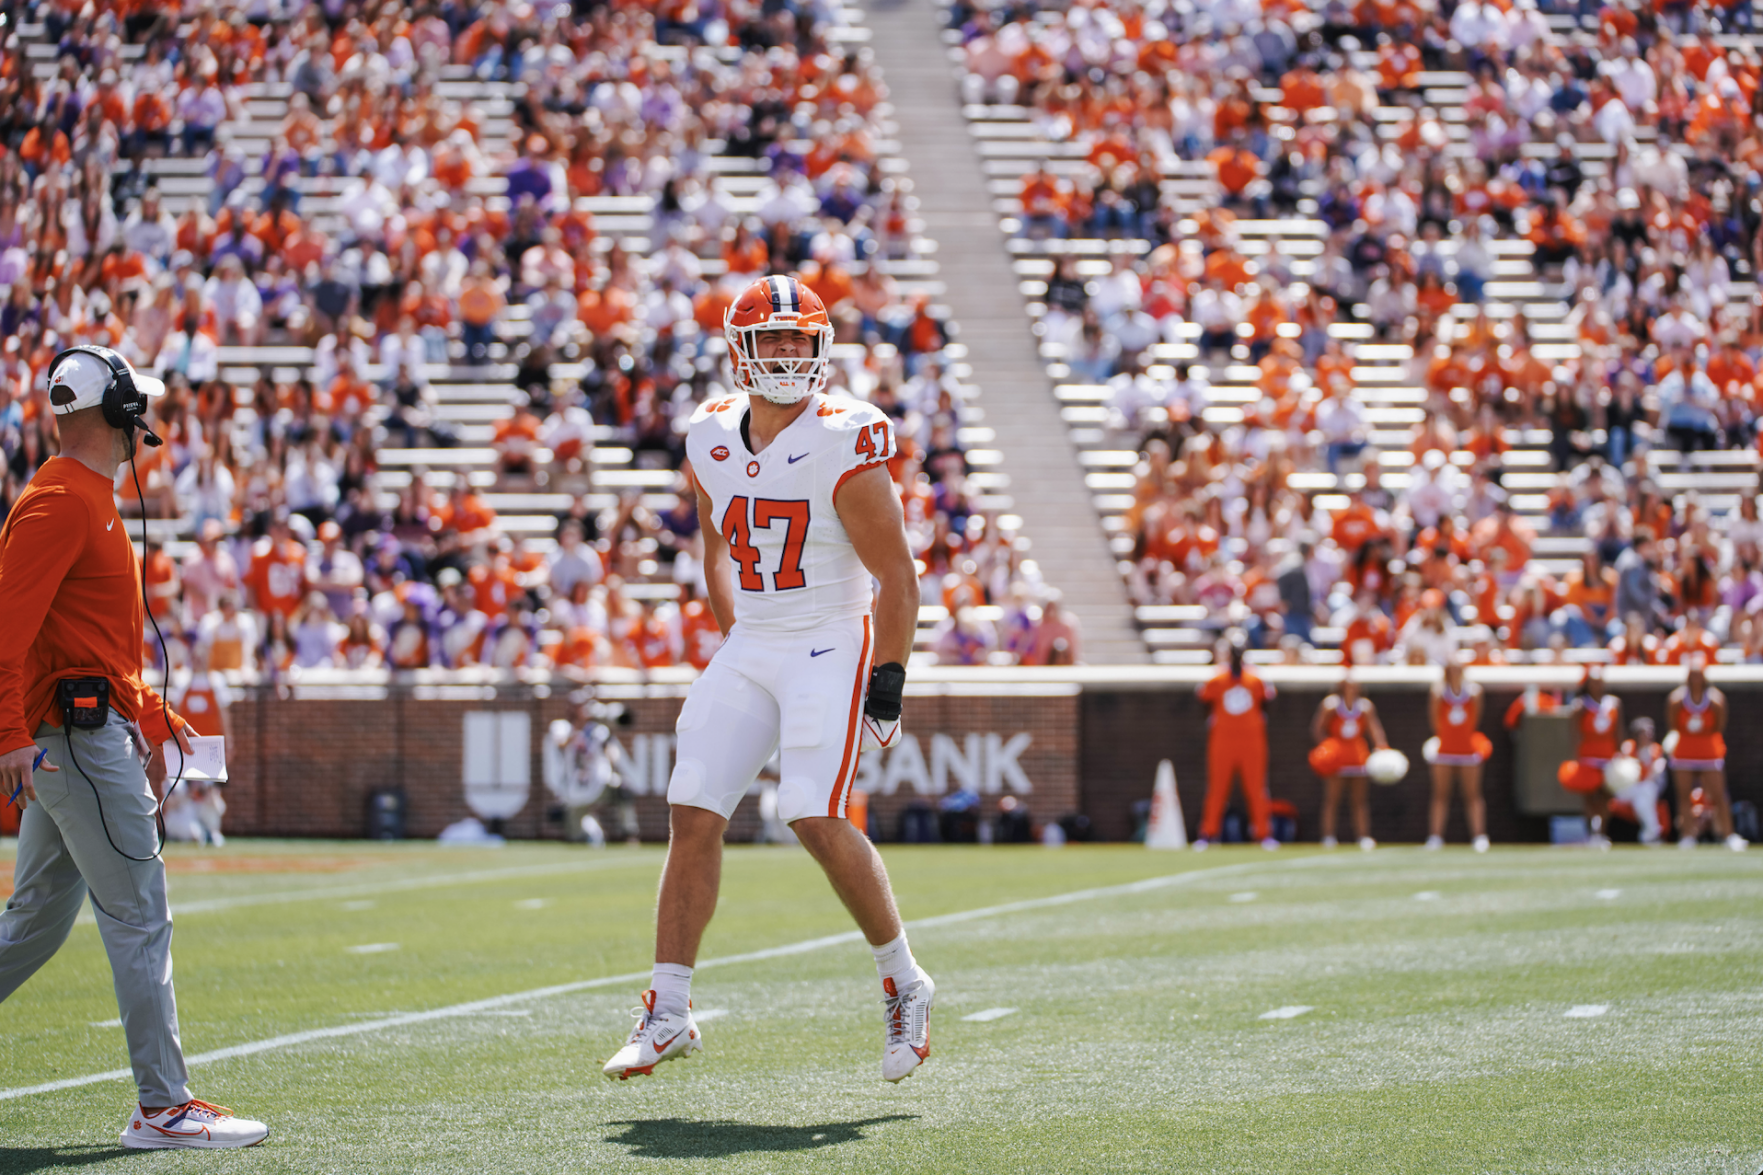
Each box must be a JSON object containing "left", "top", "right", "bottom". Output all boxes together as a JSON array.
[
  {"left": 0, "top": 0, "right": 1071, "bottom": 679},
  {"left": 950, "top": 0, "right": 1763, "bottom": 664}
]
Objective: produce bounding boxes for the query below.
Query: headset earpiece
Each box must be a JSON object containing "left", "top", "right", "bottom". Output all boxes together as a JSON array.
[{"left": 49, "top": 345, "right": 160, "bottom": 445}]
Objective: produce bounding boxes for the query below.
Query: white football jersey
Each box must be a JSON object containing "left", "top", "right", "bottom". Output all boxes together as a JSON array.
[{"left": 686, "top": 391, "right": 896, "bottom": 633}]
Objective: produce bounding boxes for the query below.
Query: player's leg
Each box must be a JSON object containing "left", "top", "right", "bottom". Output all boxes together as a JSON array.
[
  {"left": 1349, "top": 776, "right": 1371, "bottom": 847},
  {"left": 1701, "top": 769, "right": 1740, "bottom": 844},
  {"left": 1673, "top": 767, "right": 1698, "bottom": 846},
  {"left": 792, "top": 817, "right": 903, "bottom": 946},
  {"left": 606, "top": 656, "right": 779, "bottom": 1080},
  {"left": 1238, "top": 745, "right": 1273, "bottom": 848},
  {"left": 1427, "top": 763, "right": 1453, "bottom": 847},
  {"left": 773, "top": 621, "right": 933, "bottom": 1081},
  {"left": 1197, "top": 748, "right": 1233, "bottom": 847},
  {"left": 654, "top": 805, "right": 729, "bottom": 968},
  {"left": 1462, "top": 762, "right": 1488, "bottom": 849},
  {"left": 1320, "top": 773, "right": 1343, "bottom": 845}
]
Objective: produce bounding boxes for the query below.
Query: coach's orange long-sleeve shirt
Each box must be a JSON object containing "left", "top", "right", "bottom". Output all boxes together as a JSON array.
[{"left": 0, "top": 457, "right": 184, "bottom": 756}]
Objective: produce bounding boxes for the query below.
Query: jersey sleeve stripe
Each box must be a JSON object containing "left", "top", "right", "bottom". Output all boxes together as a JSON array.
[
  {"left": 833, "top": 459, "right": 890, "bottom": 503},
  {"left": 829, "top": 612, "right": 874, "bottom": 818}
]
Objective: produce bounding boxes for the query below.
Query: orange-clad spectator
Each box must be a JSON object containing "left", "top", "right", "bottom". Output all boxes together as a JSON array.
[
  {"left": 246, "top": 515, "right": 308, "bottom": 621},
  {"left": 20, "top": 124, "right": 71, "bottom": 172},
  {"left": 458, "top": 261, "right": 504, "bottom": 363},
  {"left": 577, "top": 281, "right": 634, "bottom": 337},
  {"left": 1280, "top": 65, "right": 1328, "bottom": 113},
  {"left": 1608, "top": 615, "right": 1660, "bottom": 665},
  {"left": 1342, "top": 596, "right": 1395, "bottom": 664},
  {"left": 1329, "top": 491, "right": 1385, "bottom": 554},
  {"left": 1309, "top": 675, "right": 1389, "bottom": 848},
  {"left": 1471, "top": 504, "right": 1533, "bottom": 572},
  {"left": 438, "top": 484, "right": 497, "bottom": 537},
  {"left": 679, "top": 585, "right": 724, "bottom": 670},
  {"left": 142, "top": 541, "right": 179, "bottom": 620},
  {"left": 467, "top": 556, "right": 521, "bottom": 622},
  {"left": 1208, "top": 141, "right": 1262, "bottom": 198},
  {"left": 493, "top": 403, "right": 543, "bottom": 478},
  {"left": 1656, "top": 614, "right": 1721, "bottom": 665},
  {"left": 1194, "top": 640, "right": 1276, "bottom": 849},
  {"left": 551, "top": 625, "right": 608, "bottom": 671}
]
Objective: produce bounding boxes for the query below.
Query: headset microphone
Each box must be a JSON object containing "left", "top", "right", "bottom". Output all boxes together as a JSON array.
[{"left": 137, "top": 425, "right": 164, "bottom": 448}]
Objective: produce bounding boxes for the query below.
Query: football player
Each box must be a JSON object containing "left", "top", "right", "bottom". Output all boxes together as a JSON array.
[{"left": 604, "top": 275, "right": 934, "bottom": 1082}]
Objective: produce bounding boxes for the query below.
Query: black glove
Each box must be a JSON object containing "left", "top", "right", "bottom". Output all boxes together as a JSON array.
[{"left": 863, "top": 662, "right": 906, "bottom": 723}]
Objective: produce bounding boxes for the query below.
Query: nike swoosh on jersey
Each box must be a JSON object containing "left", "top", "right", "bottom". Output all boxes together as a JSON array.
[
  {"left": 810, "top": 648, "right": 833, "bottom": 657},
  {"left": 107, "top": 519, "right": 115, "bottom": 531},
  {"left": 787, "top": 452, "right": 809, "bottom": 463}
]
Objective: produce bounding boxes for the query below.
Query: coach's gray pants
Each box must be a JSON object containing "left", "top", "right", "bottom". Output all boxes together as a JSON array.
[{"left": 0, "top": 710, "right": 191, "bottom": 1106}]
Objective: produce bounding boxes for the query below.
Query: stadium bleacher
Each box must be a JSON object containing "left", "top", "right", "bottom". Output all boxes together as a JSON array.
[
  {"left": 0, "top": 0, "right": 1083, "bottom": 676},
  {"left": 944, "top": 0, "right": 1763, "bottom": 665}
]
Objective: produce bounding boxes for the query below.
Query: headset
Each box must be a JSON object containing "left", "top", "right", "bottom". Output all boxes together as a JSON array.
[
  {"left": 50, "top": 345, "right": 165, "bottom": 450},
  {"left": 45, "top": 346, "right": 182, "bottom": 861}
]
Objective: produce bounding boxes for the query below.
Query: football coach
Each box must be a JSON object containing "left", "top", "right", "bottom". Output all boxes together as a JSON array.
[{"left": 0, "top": 348, "right": 266, "bottom": 1149}]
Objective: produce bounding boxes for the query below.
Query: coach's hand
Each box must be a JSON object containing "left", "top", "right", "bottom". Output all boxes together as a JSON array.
[
  {"left": 0, "top": 744, "right": 56, "bottom": 811},
  {"left": 147, "top": 726, "right": 195, "bottom": 799},
  {"left": 861, "top": 663, "right": 906, "bottom": 753}
]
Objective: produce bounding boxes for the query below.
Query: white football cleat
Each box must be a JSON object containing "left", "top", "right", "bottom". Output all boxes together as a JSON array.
[
  {"left": 604, "top": 990, "right": 702, "bottom": 1081},
  {"left": 121, "top": 1100, "right": 267, "bottom": 1149},
  {"left": 1473, "top": 835, "right": 1490, "bottom": 853},
  {"left": 881, "top": 971, "right": 935, "bottom": 1083}
]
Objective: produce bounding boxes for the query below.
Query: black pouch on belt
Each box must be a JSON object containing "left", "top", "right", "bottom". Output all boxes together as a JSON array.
[{"left": 56, "top": 678, "right": 111, "bottom": 729}]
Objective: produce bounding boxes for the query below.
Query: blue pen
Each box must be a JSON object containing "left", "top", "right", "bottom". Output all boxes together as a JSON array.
[{"left": 8, "top": 748, "right": 47, "bottom": 807}]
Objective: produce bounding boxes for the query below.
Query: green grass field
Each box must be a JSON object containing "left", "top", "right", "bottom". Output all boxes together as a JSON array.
[{"left": 0, "top": 839, "right": 1760, "bottom": 1174}]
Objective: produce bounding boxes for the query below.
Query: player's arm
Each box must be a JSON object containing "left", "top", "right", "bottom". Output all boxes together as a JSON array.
[
  {"left": 835, "top": 464, "right": 917, "bottom": 668},
  {"left": 695, "top": 480, "right": 735, "bottom": 636},
  {"left": 836, "top": 464, "right": 916, "bottom": 748},
  {"left": 1365, "top": 700, "right": 1390, "bottom": 750}
]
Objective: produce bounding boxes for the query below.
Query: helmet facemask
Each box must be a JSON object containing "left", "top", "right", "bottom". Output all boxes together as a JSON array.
[{"left": 728, "top": 321, "right": 832, "bottom": 405}]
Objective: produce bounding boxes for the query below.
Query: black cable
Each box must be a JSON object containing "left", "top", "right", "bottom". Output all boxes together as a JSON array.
[{"left": 64, "top": 439, "right": 188, "bottom": 862}]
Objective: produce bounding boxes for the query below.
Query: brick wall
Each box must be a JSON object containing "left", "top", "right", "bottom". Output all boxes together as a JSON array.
[
  {"left": 219, "top": 681, "right": 1081, "bottom": 842},
  {"left": 210, "top": 669, "right": 1758, "bottom": 843}
]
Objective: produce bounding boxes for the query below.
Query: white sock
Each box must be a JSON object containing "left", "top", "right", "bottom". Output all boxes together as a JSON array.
[
  {"left": 870, "top": 931, "right": 919, "bottom": 989},
  {"left": 651, "top": 963, "right": 693, "bottom": 1017}
]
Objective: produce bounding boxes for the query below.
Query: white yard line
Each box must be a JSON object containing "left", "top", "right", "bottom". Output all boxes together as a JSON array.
[
  {"left": 1258, "top": 1006, "right": 1315, "bottom": 1020},
  {"left": 0, "top": 856, "right": 1312, "bottom": 1102},
  {"left": 961, "top": 1007, "right": 1018, "bottom": 1022}
]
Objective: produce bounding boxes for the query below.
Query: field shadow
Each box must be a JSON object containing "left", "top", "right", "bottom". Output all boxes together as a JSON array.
[
  {"left": 0, "top": 1145, "right": 134, "bottom": 1173},
  {"left": 605, "top": 1114, "right": 915, "bottom": 1159}
]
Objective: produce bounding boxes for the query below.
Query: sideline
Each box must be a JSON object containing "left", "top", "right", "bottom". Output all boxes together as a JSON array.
[{"left": 0, "top": 853, "right": 1328, "bottom": 1102}]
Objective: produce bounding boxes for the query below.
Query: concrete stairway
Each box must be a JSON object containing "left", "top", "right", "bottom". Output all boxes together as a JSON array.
[{"left": 862, "top": 1, "right": 1146, "bottom": 664}]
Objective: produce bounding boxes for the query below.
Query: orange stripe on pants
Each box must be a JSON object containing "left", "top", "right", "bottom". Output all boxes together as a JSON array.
[{"left": 1199, "top": 740, "right": 1271, "bottom": 843}]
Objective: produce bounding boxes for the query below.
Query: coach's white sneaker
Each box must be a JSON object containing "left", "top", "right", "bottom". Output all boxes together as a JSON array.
[
  {"left": 1727, "top": 834, "right": 1749, "bottom": 852},
  {"left": 604, "top": 990, "right": 702, "bottom": 1081},
  {"left": 881, "top": 971, "right": 935, "bottom": 1083},
  {"left": 121, "top": 1100, "right": 267, "bottom": 1149}
]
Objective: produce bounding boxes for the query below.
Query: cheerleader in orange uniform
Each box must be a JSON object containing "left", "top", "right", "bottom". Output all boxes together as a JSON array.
[
  {"left": 1309, "top": 674, "right": 1388, "bottom": 850},
  {"left": 1667, "top": 661, "right": 1746, "bottom": 850},
  {"left": 1194, "top": 639, "right": 1276, "bottom": 849},
  {"left": 1427, "top": 656, "right": 1491, "bottom": 851},
  {"left": 1560, "top": 667, "right": 1622, "bottom": 848}
]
